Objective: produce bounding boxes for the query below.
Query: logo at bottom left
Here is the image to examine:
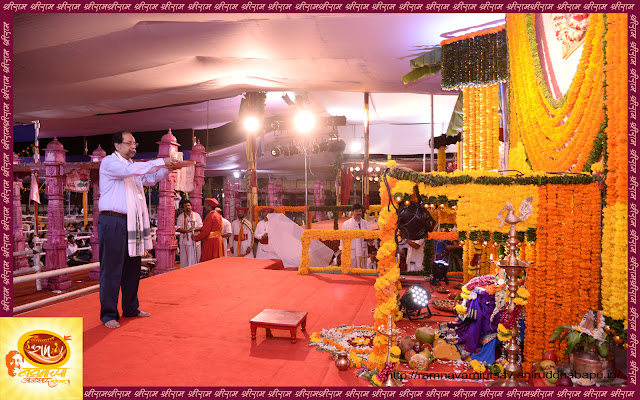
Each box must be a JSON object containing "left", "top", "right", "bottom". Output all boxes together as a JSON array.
[{"left": 0, "top": 317, "right": 82, "bottom": 400}]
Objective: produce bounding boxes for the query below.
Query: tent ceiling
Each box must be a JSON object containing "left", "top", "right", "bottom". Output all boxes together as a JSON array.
[{"left": 13, "top": 13, "right": 504, "bottom": 176}]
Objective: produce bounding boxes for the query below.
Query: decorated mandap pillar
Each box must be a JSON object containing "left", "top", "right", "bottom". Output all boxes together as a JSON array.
[
  {"left": 313, "top": 180, "right": 324, "bottom": 221},
  {"left": 88, "top": 145, "right": 106, "bottom": 280},
  {"left": 233, "top": 182, "right": 241, "bottom": 220},
  {"left": 267, "top": 179, "right": 275, "bottom": 206},
  {"left": 42, "top": 139, "right": 71, "bottom": 290},
  {"left": 223, "top": 180, "right": 232, "bottom": 220},
  {"left": 13, "top": 178, "right": 29, "bottom": 270},
  {"left": 275, "top": 180, "right": 282, "bottom": 207},
  {"left": 189, "top": 140, "right": 206, "bottom": 218},
  {"left": 155, "top": 131, "right": 180, "bottom": 273}
]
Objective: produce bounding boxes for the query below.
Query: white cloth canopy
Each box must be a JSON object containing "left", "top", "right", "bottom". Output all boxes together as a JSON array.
[{"left": 267, "top": 213, "right": 334, "bottom": 269}]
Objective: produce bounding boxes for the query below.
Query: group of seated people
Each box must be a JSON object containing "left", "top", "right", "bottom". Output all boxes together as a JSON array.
[{"left": 23, "top": 223, "right": 94, "bottom": 269}]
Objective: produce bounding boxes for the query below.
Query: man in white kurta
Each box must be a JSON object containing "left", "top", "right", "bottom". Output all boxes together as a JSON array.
[
  {"left": 216, "top": 208, "right": 233, "bottom": 256},
  {"left": 176, "top": 200, "right": 203, "bottom": 267},
  {"left": 406, "top": 239, "right": 425, "bottom": 271},
  {"left": 231, "top": 206, "right": 254, "bottom": 258},
  {"left": 254, "top": 208, "right": 275, "bottom": 259},
  {"left": 341, "top": 203, "right": 374, "bottom": 269}
]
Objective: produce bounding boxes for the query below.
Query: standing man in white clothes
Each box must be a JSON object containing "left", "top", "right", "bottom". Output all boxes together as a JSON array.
[
  {"left": 231, "top": 206, "right": 254, "bottom": 258},
  {"left": 341, "top": 203, "right": 374, "bottom": 269},
  {"left": 254, "top": 208, "right": 275, "bottom": 259},
  {"left": 175, "top": 199, "right": 203, "bottom": 268},
  {"left": 406, "top": 239, "right": 426, "bottom": 271},
  {"left": 98, "top": 131, "right": 183, "bottom": 329},
  {"left": 215, "top": 207, "right": 232, "bottom": 256}
]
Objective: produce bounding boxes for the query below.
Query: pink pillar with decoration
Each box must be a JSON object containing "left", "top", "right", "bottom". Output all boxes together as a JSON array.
[
  {"left": 267, "top": 179, "right": 275, "bottom": 206},
  {"left": 233, "top": 181, "right": 241, "bottom": 220},
  {"left": 223, "top": 180, "right": 232, "bottom": 220},
  {"left": 275, "top": 181, "right": 282, "bottom": 206},
  {"left": 88, "top": 145, "right": 106, "bottom": 280},
  {"left": 13, "top": 177, "right": 29, "bottom": 270},
  {"left": 189, "top": 140, "right": 206, "bottom": 218},
  {"left": 42, "top": 139, "right": 71, "bottom": 290},
  {"left": 155, "top": 131, "right": 180, "bottom": 273},
  {"left": 314, "top": 180, "right": 326, "bottom": 221}
]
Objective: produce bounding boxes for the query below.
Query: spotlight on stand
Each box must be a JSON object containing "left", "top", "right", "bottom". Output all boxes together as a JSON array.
[
  {"left": 271, "top": 146, "right": 281, "bottom": 157},
  {"left": 311, "top": 143, "right": 321, "bottom": 154},
  {"left": 294, "top": 109, "right": 315, "bottom": 134},
  {"left": 399, "top": 285, "right": 432, "bottom": 320},
  {"left": 242, "top": 115, "right": 261, "bottom": 133}
]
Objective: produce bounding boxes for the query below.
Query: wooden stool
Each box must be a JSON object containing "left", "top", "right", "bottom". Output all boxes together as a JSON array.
[{"left": 250, "top": 309, "right": 308, "bottom": 344}]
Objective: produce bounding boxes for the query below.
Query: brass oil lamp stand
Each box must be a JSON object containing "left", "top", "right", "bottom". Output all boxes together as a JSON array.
[
  {"left": 377, "top": 314, "right": 402, "bottom": 387},
  {"left": 488, "top": 205, "right": 531, "bottom": 387}
]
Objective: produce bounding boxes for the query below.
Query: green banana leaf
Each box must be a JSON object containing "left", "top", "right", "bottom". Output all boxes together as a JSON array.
[{"left": 565, "top": 331, "right": 582, "bottom": 355}]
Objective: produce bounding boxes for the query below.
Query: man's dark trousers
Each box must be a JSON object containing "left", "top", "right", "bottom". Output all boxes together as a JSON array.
[{"left": 98, "top": 214, "right": 142, "bottom": 323}]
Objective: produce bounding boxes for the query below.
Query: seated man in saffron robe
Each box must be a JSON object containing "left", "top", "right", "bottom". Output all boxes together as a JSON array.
[{"left": 194, "top": 198, "right": 224, "bottom": 261}]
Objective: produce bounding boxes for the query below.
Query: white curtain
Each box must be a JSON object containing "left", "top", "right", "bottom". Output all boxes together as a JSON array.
[{"left": 267, "top": 213, "right": 334, "bottom": 268}]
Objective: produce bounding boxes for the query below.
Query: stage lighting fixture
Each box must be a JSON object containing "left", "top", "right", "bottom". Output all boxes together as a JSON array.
[
  {"left": 294, "top": 109, "right": 316, "bottom": 134},
  {"left": 282, "top": 93, "right": 296, "bottom": 106},
  {"left": 242, "top": 115, "right": 261, "bottom": 133},
  {"left": 368, "top": 167, "right": 373, "bottom": 173},
  {"left": 350, "top": 140, "right": 362, "bottom": 153},
  {"left": 319, "top": 141, "right": 330, "bottom": 152},
  {"left": 399, "top": 285, "right": 432, "bottom": 320},
  {"left": 233, "top": 171, "right": 240, "bottom": 179},
  {"left": 290, "top": 146, "right": 300, "bottom": 156},
  {"left": 375, "top": 166, "right": 381, "bottom": 172},
  {"left": 355, "top": 166, "right": 361, "bottom": 172},
  {"left": 374, "top": 176, "right": 380, "bottom": 182},
  {"left": 283, "top": 146, "right": 292, "bottom": 157},
  {"left": 355, "top": 176, "right": 361, "bottom": 181},
  {"left": 311, "top": 143, "right": 320, "bottom": 154},
  {"left": 271, "top": 146, "right": 281, "bottom": 157},
  {"left": 349, "top": 167, "right": 354, "bottom": 172},
  {"left": 368, "top": 177, "right": 373, "bottom": 182}
]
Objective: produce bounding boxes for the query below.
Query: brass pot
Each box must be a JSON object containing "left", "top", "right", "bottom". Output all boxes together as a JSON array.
[
  {"left": 569, "top": 350, "right": 615, "bottom": 383},
  {"left": 335, "top": 351, "right": 350, "bottom": 371}
]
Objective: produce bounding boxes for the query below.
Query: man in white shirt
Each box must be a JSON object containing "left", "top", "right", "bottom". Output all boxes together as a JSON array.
[
  {"left": 341, "top": 203, "right": 374, "bottom": 269},
  {"left": 406, "top": 239, "right": 426, "bottom": 271},
  {"left": 98, "top": 131, "right": 182, "bottom": 329},
  {"left": 231, "top": 206, "right": 254, "bottom": 258},
  {"left": 215, "top": 207, "right": 233, "bottom": 256},
  {"left": 254, "top": 208, "right": 274, "bottom": 259},
  {"left": 66, "top": 235, "right": 79, "bottom": 266},
  {"left": 175, "top": 199, "right": 203, "bottom": 268}
]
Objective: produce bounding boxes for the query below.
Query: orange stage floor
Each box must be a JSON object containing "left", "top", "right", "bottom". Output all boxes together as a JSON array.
[{"left": 17, "top": 258, "right": 481, "bottom": 387}]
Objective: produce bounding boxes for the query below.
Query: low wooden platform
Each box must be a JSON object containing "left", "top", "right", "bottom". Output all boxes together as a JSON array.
[{"left": 250, "top": 308, "right": 308, "bottom": 344}]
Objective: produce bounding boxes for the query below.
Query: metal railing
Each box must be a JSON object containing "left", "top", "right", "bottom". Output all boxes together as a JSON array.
[{"left": 13, "top": 258, "right": 155, "bottom": 313}]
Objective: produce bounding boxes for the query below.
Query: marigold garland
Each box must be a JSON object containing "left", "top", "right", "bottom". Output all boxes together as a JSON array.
[
  {"left": 462, "top": 84, "right": 501, "bottom": 171},
  {"left": 369, "top": 176, "right": 400, "bottom": 368},
  {"left": 600, "top": 14, "right": 628, "bottom": 323},
  {"left": 522, "top": 183, "right": 601, "bottom": 371},
  {"left": 507, "top": 13, "right": 605, "bottom": 172},
  {"left": 298, "top": 229, "right": 380, "bottom": 275}
]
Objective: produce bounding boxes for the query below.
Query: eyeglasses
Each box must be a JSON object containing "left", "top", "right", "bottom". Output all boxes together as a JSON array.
[{"left": 120, "top": 141, "right": 139, "bottom": 148}]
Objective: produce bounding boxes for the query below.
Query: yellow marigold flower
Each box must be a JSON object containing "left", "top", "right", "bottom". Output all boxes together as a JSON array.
[
  {"left": 455, "top": 304, "right": 467, "bottom": 314},
  {"left": 516, "top": 287, "right": 530, "bottom": 298},
  {"left": 390, "top": 346, "right": 401, "bottom": 356},
  {"left": 514, "top": 298, "right": 527, "bottom": 306},
  {"left": 591, "top": 162, "right": 604, "bottom": 173},
  {"left": 372, "top": 375, "right": 382, "bottom": 386},
  {"left": 386, "top": 160, "right": 397, "bottom": 168},
  {"left": 497, "top": 323, "right": 510, "bottom": 334},
  {"left": 497, "top": 333, "right": 511, "bottom": 342}
]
